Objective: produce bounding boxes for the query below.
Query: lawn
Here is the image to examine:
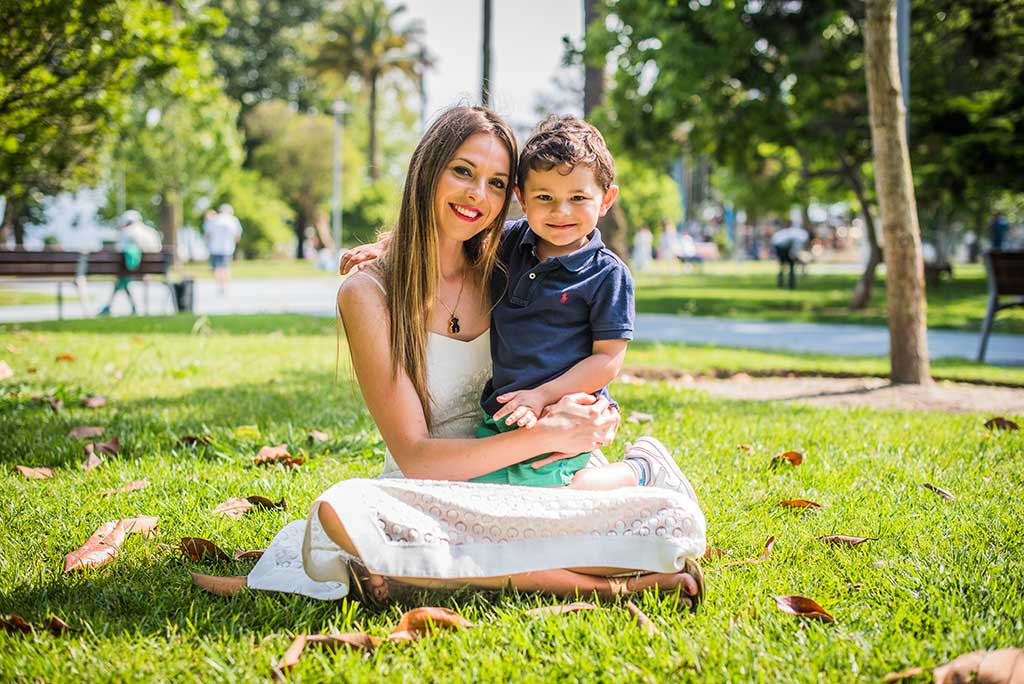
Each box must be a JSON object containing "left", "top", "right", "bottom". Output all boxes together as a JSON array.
[
  {"left": 634, "top": 261, "right": 1024, "bottom": 334},
  {"left": 178, "top": 258, "right": 335, "bottom": 281},
  {"left": 0, "top": 288, "right": 56, "bottom": 306},
  {"left": 1, "top": 314, "right": 1022, "bottom": 683}
]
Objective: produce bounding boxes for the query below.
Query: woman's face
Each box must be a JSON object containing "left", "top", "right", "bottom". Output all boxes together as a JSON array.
[{"left": 432, "top": 132, "right": 511, "bottom": 244}]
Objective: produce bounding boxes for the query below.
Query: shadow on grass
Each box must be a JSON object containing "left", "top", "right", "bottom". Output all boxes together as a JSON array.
[{"left": 0, "top": 313, "right": 336, "bottom": 337}]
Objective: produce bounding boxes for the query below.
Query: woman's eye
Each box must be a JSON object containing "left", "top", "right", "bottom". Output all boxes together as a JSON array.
[
  {"left": 490, "top": 179, "right": 506, "bottom": 190},
  {"left": 453, "top": 165, "right": 472, "bottom": 177}
]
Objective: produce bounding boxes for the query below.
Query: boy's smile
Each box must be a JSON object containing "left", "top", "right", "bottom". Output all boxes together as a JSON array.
[{"left": 515, "top": 164, "right": 619, "bottom": 259}]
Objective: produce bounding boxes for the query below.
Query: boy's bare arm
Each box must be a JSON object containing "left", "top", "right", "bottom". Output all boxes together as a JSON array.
[{"left": 494, "top": 339, "right": 628, "bottom": 427}]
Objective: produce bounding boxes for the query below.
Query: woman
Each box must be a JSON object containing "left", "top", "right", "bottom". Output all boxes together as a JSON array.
[{"left": 247, "top": 106, "right": 705, "bottom": 608}]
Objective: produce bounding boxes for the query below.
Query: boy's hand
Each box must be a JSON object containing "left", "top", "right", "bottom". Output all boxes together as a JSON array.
[
  {"left": 339, "top": 233, "right": 391, "bottom": 275},
  {"left": 493, "top": 389, "right": 549, "bottom": 429}
]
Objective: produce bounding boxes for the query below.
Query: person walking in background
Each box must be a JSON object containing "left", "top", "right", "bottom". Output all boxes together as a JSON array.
[
  {"left": 989, "top": 212, "right": 1009, "bottom": 250},
  {"left": 657, "top": 222, "right": 679, "bottom": 262},
  {"left": 771, "top": 221, "right": 809, "bottom": 290},
  {"left": 632, "top": 225, "right": 653, "bottom": 271},
  {"left": 98, "top": 210, "right": 162, "bottom": 316},
  {"left": 204, "top": 203, "right": 242, "bottom": 293}
]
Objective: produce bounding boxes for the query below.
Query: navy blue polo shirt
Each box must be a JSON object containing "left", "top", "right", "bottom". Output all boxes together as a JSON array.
[{"left": 480, "top": 218, "right": 635, "bottom": 416}]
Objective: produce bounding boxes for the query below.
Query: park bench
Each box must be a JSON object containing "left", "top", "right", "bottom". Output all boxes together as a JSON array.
[
  {"left": 977, "top": 250, "right": 1024, "bottom": 362},
  {"left": 0, "top": 249, "right": 176, "bottom": 319}
]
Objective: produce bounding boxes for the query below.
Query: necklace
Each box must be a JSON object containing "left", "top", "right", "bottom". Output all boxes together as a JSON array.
[{"left": 436, "top": 272, "right": 466, "bottom": 335}]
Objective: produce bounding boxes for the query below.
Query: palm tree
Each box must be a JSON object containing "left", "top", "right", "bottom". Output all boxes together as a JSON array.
[
  {"left": 481, "top": 0, "right": 492, "bottom": 105},
  {"left": 314, "top": 0, "right": 428, "bottom": 181}
]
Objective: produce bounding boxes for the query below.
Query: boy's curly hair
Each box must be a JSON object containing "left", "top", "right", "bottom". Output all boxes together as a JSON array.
[{"left": 517, "top": 114, "right": 615, "bottom": 191}]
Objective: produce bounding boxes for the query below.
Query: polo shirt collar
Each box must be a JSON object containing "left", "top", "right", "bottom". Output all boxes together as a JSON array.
[{"left": 520, "top": 227, "right": 604, "bottom": 273}]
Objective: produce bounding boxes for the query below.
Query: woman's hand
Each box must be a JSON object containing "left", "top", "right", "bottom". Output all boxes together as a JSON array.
[{"left": 530, "top": 393, "right": 620, "bottom": 468}]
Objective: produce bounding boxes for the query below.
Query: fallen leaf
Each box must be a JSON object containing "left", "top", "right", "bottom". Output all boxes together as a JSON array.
[
  {"left": 731, "top": 372, "right": 752, "bottom": 382},
  {"left": 68, "top": 426, "right": 105, "bottom": 440},
  {"left": 101, "top": 479, "right": 149, "bottom": 496},
  {"left": 625, "top": 600, "right": 661, "bottom": 636},
  {"left": 933, "top": 648, "right": 1024, "bottom": 684},
  {"left": 178, "top": 537, "right": 231, "bottom": 563},
  {"left": 627, "top": 411, "right": 654, "bottom": 424},
  {"left": 882, "top": 666, "right": 925, "bottom": 682},
  {"left": 232, "top": 549, "right": 265, "bottom": 560},
  {"left": 1, "top": 614, "right": 33, "bottom": 633},
  {"left": 525, "top": 602, "right": 598, "bottom": 616},
  {"left": 307, "top": 633, "right": 382, "bottom": 653},
  {"left": 4, "top": 343, "right": 20, "bottom": 354},
  {"left": 190, "top": 572, "right": 248, "bottom": 596},
  {"left": 212, "top": 496, "right": 287, "bottom": 519},
  {"left": 178, "top": 434, "right": 211, "bottom": 447},
  {"left": 15, "top": 465, "right": 53, "bottom": 479},
  {"left": 309, "top": 429, "right": 330, "bottom": 443},
  {"left": 252, "top": 445, "right": 304, "bottom": 467},
  {"left": 724, "top": 535, "right": 775, "bottom": 567},
  {"left": 0, "top": 361, "right": 13, "bottom": 380},
  {"left": 82, "top": 395, "right": 107, "bottom": 409},
  {"left": 64, "top": 516, "right": 157, "bottom": 572},
  {"left": 388, "top": 607, "right": 474, "bottom": 640},
  {"left": 45, "top": 396, "right": 63, "bottom": 411},
  {"left": 91, "top": 437, "right": 120, "bottom": 455},
  {"left": 82, "top": 451, "right": 103, "bottom": 472},
  {"left": 818, "top": 535, "right": 873, "bottom": 548},
  {"left": 923, "top": 483, "right": 955, "bottom": 501},
  {"left": 737, "top": 444, "right": 755, "bottom": 454},
  {"left": 772, "top": 451, "right": 803, "bottom": 467},
  {"left": 779, "top": 499, "right": 822, "bottom": 510},
  {"left": 274, "top": 633, "right": 307, "bottom": 675},
  {"left": 55, "top": 353, "right": 75, "bottom": 362},
  {"left": 702, "top": 547, "right": 728, "bottom": 560},
  {"left": 984, "top": 417, "right": 1019, "bottom": 432},
  {"left": 772, "top": 595, "right": 834, "bottom": 622},
  {"left": 44, "top": 615, "right": 72, "bottom": 635}
]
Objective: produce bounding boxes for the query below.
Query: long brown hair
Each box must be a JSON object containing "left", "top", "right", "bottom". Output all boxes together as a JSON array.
[{"left": 380, "top": 106, "right": 517, "bottom": 425}]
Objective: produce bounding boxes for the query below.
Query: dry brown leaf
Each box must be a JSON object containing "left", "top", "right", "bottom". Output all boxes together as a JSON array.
[
  {"left": 178, "top": 537, "right": 231, "bottom": 562},
  {"left": 738, "top": 444, "right": 755, "bottom": 454},
  {"left": 178, "top": 434, "right": 212, "bottom": 447},
  {"left": 625, "top": 600, "right": 661, "bottom": 637},
  {"left": 232, "top": 549, "right": 265, "bottom": 560},
  {"left": 274, "top": 634, "right": 307, "bottom": 675},
  {"left": 731, "top": 372, "right": 752, "bottom": 382},
  {"left": 45, "top": 395, "right": 63, "bottom": 411},
  {"left": 15, "top": 465, "right": 53, "bottom": 479},
  {"left": 82, "top": 451, "right": 103, "bottom": 472},
  {"left": 525, "top": 602, "right": 598, "bottom": 616},
  {"left": 91, "top": 436, "right": 120, "bottom": 456},
  {"left": 984, "top": 417, "right": 1020, "bottom": 432},
  {"left": 818, "top": 535, "right": 873, "bottom": 548},
  {"left": 924, "top": 483, "right": 955, "bottom": 501},
  {"left": 55, "top": 353, "right": 75, "bottom": 362},
  {"left": 307, "top": 633, "right": 382, "bottom": 653},
  {"left": 933, "top": 647, "right": 1024, "bottom": 684},
  {"left": 309, "top": 429, "right": 330, "bottom": 443},
  {"left": 779, "top": 499, "right": 822, "bottom": 510},
  {"left": 627, "top": 411, "right": 654, "bottom": 424},
  {"left": 772, "top": 595, "right": 834, "bottom": 622},
  {"left": 190, "top": 572, "right": 248, "bottom": 596},
  {"left": 724, "top": 535, "right": 775, "bottom": 567},
  {"left": 881, "top": 666, "right": 925, "bottom": 682},
  {"left": 252, "top": 444, "right": 304, "bottom": 467},
  {"left": 101, "top": 479, "right": 149, "bottom": 496},
  {"left": 82, "top": 395, "right": 107, "bottom": 409},
  {"left": 0, "top": 360, "right": 13, "bottom": 380},
  {"left": 772, "top": 451, "right": 804, "bottom": 467},
  {"left": 68, "top": 426, "right": 105, "bottom": 440},
  {"left": 44, "top": 615, "right": 72, "bottom": 635},
  {"left": 702, "top": 546, "right": 728, "bottom": 560},
  {"left": 388, "top": 607, "right": 474, "bottom": 640},
  {"left": 212, "top": 495, "right": 287, "bottom": 519},
  {"left": 64, "top": 516, "right": 157, "bottom": 572},
  {"left": 1, "top": 614, "right": 33, "bottom": 633},
  {"left": 5, "top": 343, "right": 20, "bottom": 354}
]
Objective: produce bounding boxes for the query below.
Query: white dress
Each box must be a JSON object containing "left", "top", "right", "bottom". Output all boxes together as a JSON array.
[{"left": 247, "top": 276, "right": 706, "bottom": 600}]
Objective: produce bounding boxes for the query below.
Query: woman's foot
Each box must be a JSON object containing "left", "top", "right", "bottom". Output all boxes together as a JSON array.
[{"left": 606, "top": 559, "right": 705, "bottom": 611}]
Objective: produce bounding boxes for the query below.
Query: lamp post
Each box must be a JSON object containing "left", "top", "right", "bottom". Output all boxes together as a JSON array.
[{"left": 331, "top": 99, "right": 350, "bottom": 253}]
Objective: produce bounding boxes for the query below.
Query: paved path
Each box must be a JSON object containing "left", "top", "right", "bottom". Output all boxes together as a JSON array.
[{"left": 2, "top": 277, "right": 1021, "bottom": 365}]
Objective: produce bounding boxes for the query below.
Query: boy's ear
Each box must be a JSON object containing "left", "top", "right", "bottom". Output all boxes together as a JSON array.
[
  {"left": 598, "top": 184, "right": 620, "bottom": 217},
  {"left": 513, "top": 186, "right": 525, "bottom": 209}
]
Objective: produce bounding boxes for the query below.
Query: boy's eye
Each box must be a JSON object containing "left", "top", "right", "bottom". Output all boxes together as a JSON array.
[
  {"left": 571, "top": 195, "right": 587, "bottom": 201},
  {"left": 535, "top": 194, "right": 552, "bottom": 202}
]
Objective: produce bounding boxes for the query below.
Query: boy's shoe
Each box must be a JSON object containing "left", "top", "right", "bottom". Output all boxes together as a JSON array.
[{"left": 626, "top": 437, "right": 699, "bottom": 504}]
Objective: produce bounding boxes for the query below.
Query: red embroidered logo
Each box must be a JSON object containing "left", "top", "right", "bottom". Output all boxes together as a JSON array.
[{"left": 560, "top": 293, "right": 568, "bottom": 303}]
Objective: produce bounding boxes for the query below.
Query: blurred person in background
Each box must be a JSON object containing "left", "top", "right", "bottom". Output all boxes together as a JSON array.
[
  {"left": 989, "top": 212, "right": 1009, "bottom": 250},
  {"left": 204, "top": 203, "right": 243, "bottom": 294},
  {"left": 98, "top": 210, "right": 162, "bottom": 316},
  {"left": 771, "top": 221, "right": 809, "bottom": 290},
  {"left": 632, "top": 225, "right": 653, "bottom": 271}
]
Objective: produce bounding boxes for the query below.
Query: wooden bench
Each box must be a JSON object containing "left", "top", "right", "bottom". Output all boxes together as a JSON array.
[
  {"left": 0, "top": 249, "right": 176, "bottom": 319},
  {"left": 977, "top": 250, "right": 1024, "bottom": 362}
]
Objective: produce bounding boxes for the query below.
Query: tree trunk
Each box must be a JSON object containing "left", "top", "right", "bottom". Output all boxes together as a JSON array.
[
  {"left": 481, "top": 0, "right": 492, "bottom": 106},
  {"left": 865, "top": 0, "right": 931, "bottom": 384},
  {"left": 158, "top": 190, "right": 181, "bottom": 264},
  {"left": 583, "top": 0, "right": 603, "bottom": 117},
  {"left": 294, "top": 205, "right": 308, "bottom": 259},
  {"left": 1, "top": 195, "right": 26, "bottom": 246},
  {"left": 368, "top": 70, "right": 379, "bottom": 182}
]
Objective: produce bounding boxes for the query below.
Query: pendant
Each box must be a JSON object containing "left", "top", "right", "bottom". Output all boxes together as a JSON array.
[{"left": 448, "top": 315, "right": 461, "bottom": 335}]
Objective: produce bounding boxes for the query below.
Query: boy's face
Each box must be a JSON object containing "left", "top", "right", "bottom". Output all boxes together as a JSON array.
[{"left": 515, "top": 164, "right": 619, "bottom": 258}]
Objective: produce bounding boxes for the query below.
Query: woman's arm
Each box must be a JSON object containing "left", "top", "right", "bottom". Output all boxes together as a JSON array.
[{"left": 338, "top": 277, "right": 617, "bottom": 481}]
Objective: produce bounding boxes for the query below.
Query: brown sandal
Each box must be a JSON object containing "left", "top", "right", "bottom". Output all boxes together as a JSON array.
[
  {"left": 348, "top": 559, "right": 390, "bottom": 606},
  {"left": 682, "top": 558, "right": 705, "bottom": 613}
]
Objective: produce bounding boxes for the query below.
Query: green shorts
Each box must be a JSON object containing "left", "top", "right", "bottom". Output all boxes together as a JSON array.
[{"left": 469, "top": 413, "right": 592, "bottom": 487}]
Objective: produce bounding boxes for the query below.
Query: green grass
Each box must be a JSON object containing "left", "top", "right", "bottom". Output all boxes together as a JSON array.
[
  {"left": 2, "top": 314, "right": 1022, "bottom": 683},
  {"left": 0, "top": 287, "right": 57, "bottom": 306},
  {"left": 178, "top": 258, "right": 335, "bottom": 281},
  {"left": 635, "top": 261, "right": 1024, "bottom": 334}
]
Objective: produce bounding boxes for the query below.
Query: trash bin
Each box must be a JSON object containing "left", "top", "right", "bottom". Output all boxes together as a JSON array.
[{"left": 173, "top": 278, "right": 195, "bottom": 313}]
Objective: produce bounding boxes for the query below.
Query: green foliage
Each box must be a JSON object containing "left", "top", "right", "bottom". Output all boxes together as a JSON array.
[
  {"left": 614, "top": 156, "right": 682, "bottom": 236},
  {"left": 342, "top": 179, "right": 401, "bottom": 247},
  {"left": 220, "top": 169, "right": 295, "bottom": 258}
]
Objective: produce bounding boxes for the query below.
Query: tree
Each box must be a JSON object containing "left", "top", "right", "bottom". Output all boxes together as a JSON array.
[
  {"left": 481, "top": 0, "right": 492, "bottom": 105},
  {"left": 615, "top": 156, "right": 682, "bottom": 240},
  {"left": 312, "top": 0, "right": 428, "bottom": 181},
  {"left": 865, "top": 0, "right": 931, "bottom": 384}
]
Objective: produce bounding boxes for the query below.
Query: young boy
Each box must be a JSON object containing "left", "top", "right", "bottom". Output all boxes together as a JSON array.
[{"left": 469, "top": 115, "right": 695, "bottom": 498}]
